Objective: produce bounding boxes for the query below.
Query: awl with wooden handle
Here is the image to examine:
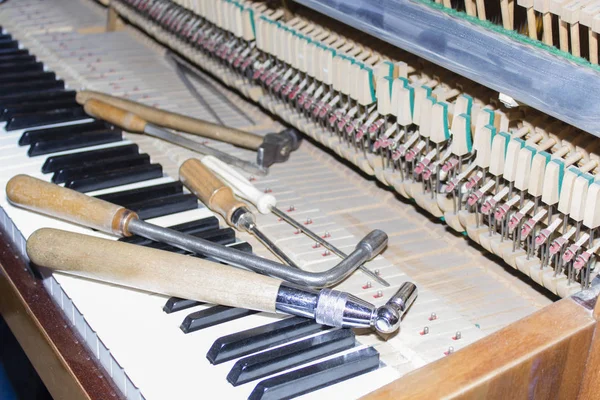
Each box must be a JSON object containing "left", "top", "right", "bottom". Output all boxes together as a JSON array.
[
  {"left": 6, "top": 175, "right": 387, "bottom": 288},
  {"left": 201, "top": 155, "right": 391, "bottom": 287},
  {"left": 179, "top": 158, "right": 300, "bottom": 269},
  {"left": 77, "top": 90, "right": 301, "bottom": 169},
  {"left": 27, "top": 228, "right": 418, "bottom": 334},
  {"left": 82, "top": 98, "right": 267, "bottom": 175}
]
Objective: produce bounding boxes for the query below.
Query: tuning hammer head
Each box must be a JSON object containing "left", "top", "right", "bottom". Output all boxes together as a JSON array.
[{"left": 256, "top": 128, "right": 302, "bottom": 169}]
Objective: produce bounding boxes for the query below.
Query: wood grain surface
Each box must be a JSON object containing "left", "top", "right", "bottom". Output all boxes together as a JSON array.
[
  {"left": 179, "top": 158, "right": 247, "bottom": 226},
  {"left": 83, "top": 99, "right": 147, "bottom": 133},
  {"left": 27, "top": 228, "right": 282, "bottom": 312},
  {"left": 364, "top": 297, "right": 598, "bottom": 399},
  {"left": 6, "top": 175, "right": 137, "bottom": 236},
  {"left": 77, "top": 90, "right": 264, "bottom": 149},
  {"left": 0, "top": 225, "right": 123, "bottom": 400}
]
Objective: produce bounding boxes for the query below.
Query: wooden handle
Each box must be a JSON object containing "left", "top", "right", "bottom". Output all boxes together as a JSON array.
[
  {"left": 77, "top": 90, "right": 264, "bottom": 150},
  {"left": 179, "top": 158, "right": 247, "bottom": 226},
  {"left": 27, "top": 228, "right": 280, "bottom": 312},
  {"left": 6, "top": 175, "right": 137, "bottom": 236},
  {"left": 83, "top": 99, "right": 147, "bottom": 133}
]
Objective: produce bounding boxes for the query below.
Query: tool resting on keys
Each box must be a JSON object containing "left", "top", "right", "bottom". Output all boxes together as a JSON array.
[
  {"left": 26, "top": 228, "right": 417, "bottom": 334},
  {"left": 179, "top": 158, "right": 300, "bottom": 269},
  {"left": 77, "top": 90, "right": 301, "bottom": 169},
  {"left": 201, "top": 155, "right": 391, "bottom": 287},
  {"left": 5, "top": 175, "right": 387, "bottom": 288},
  {"left": 82, "top": 98, "right": 267, "bottom": 175}
]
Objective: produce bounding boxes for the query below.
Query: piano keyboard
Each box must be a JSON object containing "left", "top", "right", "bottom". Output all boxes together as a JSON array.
[{"left": 0, "top": 1, "right": 554, "bottom": 399}]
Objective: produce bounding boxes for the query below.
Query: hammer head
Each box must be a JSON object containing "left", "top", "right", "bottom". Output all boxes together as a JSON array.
[{"left": 256, "top": 128, "right": 302, "bottom": 169}]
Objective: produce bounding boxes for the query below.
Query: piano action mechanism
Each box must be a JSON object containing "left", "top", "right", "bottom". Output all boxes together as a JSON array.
[{"left": 2, "top": 0, "right": 600, "bottom": 398}]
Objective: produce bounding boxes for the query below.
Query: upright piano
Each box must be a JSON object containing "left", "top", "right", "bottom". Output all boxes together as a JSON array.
[{"left": 1, "top": 0, "right": 600, "bottom": 398}]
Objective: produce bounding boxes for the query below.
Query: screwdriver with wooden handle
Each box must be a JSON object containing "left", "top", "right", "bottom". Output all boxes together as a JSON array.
[
  {"left": 82, "top": 98, "right": 267, "bottom": 176},
  {"left": 201, "top": 155, "right": 391, "bottom": 287},
  {"left": 26, "top": 228, "right": 418, "bottom": 334},
  {"left": 179, "top": 158, "right": 300, "bottom": 269},
  {"left": 6, "top": 175, "right": 387, "bottom": 288}
]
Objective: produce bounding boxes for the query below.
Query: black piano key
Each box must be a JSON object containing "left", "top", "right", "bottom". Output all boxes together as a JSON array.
[
  {"left": 41, "top": 143, "right": 138, "bottom": 173},
  {"left": 95, "top": 181, "right": 183, "bottom": 206},
  {"left": 0, "top": 54, "right": 35, "bottom": 64},
  {"left": 52, "top": 153, "right": 151, "bottom": 183},
  {"left": 127, "top": 193, "right": 198, "bottom": 220},
  {"left": 207, "top": 317, "right": 328, "bottom": 365},
  {"left": 167, "top": 216, "right": 222, "bottom": 235},
  {"left": 145, "top": 227, "right": 236, "bottom": 251},
  {"left": 2, "top": 99, "right": 78, "bottom": 122},
  {"left": 0, "top": 48, "right": 28, "bottom": 57},
  {"left": 120, "top": 216, "right": 219, "bottom": 245},
  {"left": 0, "top": 40, "right": 18, "bottom": 50},
  {"left": 229, "top": 241, "right": 252, "bottom": 253},
  {"left": 20, "top": 120, "right": 108, "bottom": 146},
  {"left": 65, "top": 163, "right": 163, "bottom": 192},
  {"left": 248, "top": 347, "right": 380, "bottom": 400},
  {"left": 163, "top": 297, "right": 204, "bottom": 314},
  {"left": 7, "top": 106, "right": 87, "bottom": 131},
  {"left": 0, "top": 79, "right": 64, "bottom": 97},
  {"left": 0, "top": 89, "right": 76, "bottom": 108},
  {"left": 228, "top": 329, "right": 356, "bottom": 386},
  {"left": 0, "top": 61, "right": 43, "bottom": 74},
  {"left": 181, "top": 306, "right": 259, "bottom": 334},
  {"left": 0, "top": 70, "right": 53, "bottom": 84},
  {"left": 28, "top": 130, "right": 122, "bottom": 157}
]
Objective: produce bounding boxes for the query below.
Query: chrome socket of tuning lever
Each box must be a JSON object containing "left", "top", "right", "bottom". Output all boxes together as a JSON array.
[
  {"left": 275, "top": 281, "right": 418, "bottom": 334},
  {"left": 374, "top": 282, "right": 418, "bottom": 334},
  {"left": 275, "top": 283, "right": 376, "bottom": 329}
]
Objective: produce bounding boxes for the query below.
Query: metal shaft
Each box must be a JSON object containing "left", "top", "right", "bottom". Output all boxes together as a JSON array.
[
  {"left": 270, "top": 206, "right": 390, "bottom": 287},
  {"left": 127, "top": 218, "right": 388, "bottom": 288},
  {"left": 248, "top": 224, "right": 301, "bottom": 269},
  {"left": 144, "top": 123, "right": 267, "bottom": 175}
]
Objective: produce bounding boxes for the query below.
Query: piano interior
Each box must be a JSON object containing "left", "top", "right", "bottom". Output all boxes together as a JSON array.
[{"left": 1, "top": 0, "right": 600, "bottom": 398}]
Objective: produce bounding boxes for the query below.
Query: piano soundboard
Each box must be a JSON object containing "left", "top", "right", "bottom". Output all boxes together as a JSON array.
[{"left": 1, "top": 0, "right": 586, "bottom": 398}]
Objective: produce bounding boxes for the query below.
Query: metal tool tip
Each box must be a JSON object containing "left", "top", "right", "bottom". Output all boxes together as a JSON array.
[
  {"left": 358, "top": 230, "right": 388, "bottom": 259},
  {"left": 374, "top": 305, "right": 401, "bottom": 334}
]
